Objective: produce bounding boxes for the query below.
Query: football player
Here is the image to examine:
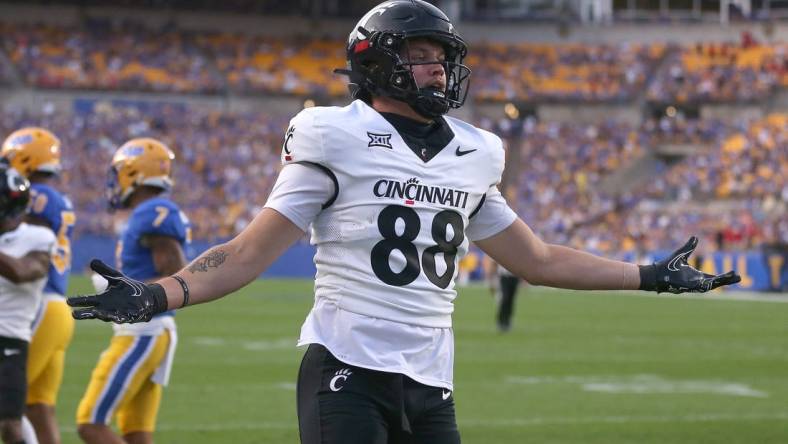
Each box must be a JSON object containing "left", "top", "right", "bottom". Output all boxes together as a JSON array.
[
  {"left": 485, "top": 258, "right": 526, "bottom": 333},
  {"left": 74, "top": 138, "right": 189, "bottom": 444},
  {"left": 1, "top": 127, "right": 75, "bottom": 444},
  {"left": 0, "top": 165, "right": 55, "bottom": 444},
  {"left": 67, "top": 2, "right": 741, "bottom": 443}
]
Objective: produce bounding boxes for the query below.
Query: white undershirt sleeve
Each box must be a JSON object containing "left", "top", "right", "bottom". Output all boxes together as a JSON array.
[
  {"left": 465, "top": 185, "right": 518, "bottom": 242},
  {"left": 263, "top": 163, "right": 335, "bottom": 232}
]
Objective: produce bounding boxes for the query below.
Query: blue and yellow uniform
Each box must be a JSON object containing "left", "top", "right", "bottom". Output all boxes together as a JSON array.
[
  {"left": 27, "top": 183, "right": 77, "bottom": 407},
  {"left": 1, "top": 126, "right": 76, "bottom": 409},
  {"left": 77, "top": 197, "right": 190, "bottom": 434}
]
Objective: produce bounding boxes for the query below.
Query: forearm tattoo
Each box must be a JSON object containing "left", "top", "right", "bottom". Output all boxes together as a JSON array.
[{"left": 187, "top": 249, "right": 228, "bottom": 274}]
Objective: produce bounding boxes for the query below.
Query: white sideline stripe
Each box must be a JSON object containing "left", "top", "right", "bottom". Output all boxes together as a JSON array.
[
  {"left": 460, "top": 412, "right": 788, "bottom": 427},
  {"left": 242, "top": 338, "right": 294, "bottom": 351},
  {"left": 167, "top": 381, "right": 297, "bottom": 392},
  {"left": 192, "top": 337, "right": 225, "bottom": 346},
  {"left": 192, "top": 336, "right": 295, "bottom": 350},
  {"left": 505, "top": 374, "right": 768, "bottom": 398},
  {"left": 582, "top": 382, "right": 767, "bottom": 398},
  {"left": 59, "top": 412, "right": 788, "bottom": 433}
]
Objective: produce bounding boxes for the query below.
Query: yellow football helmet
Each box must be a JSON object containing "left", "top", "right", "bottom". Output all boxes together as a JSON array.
[
  {"left": 1, "top": 127, "right": 62, "bottom": 177},
  {"left": 108, "top": 138, "right": 175, "bottom": 209}
]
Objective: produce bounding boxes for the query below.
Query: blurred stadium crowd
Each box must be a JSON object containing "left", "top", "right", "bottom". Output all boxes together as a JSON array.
[
  {"left": 1, "top": 103, "right": 783, "bottom": 257},
  {"left": 478, "top": 113, "right": 785, "bottom": 256},
  {"left": 0, "top": 19, "right": 785, "bottom": 259},
  {"left": 1, "top": 21, "right": 786, "bottom": 101}
]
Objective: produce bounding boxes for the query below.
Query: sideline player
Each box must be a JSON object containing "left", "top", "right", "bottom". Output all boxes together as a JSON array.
[
  {"left": 0, "top": 165, "right": 55, "bottom": 444},
  {"left": 2, "top": 127, "right": 75, "bottom": 444},
  {"left": 75, "top": 139, "right": 189, "bottom": 444},
  {"left": 485, "top": 258, "right": 526, "bottom": 333}
]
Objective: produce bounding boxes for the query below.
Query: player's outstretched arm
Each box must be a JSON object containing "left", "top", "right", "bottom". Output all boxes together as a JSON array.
[
  {"left": 163, "top": 207, "right": 306, "bottom": 305},
  {"left": 475, "top": 218, "right": 740, "bottom": 293},
  {"left": 68, "top": 208, "right": 305, "bottom": 323}
]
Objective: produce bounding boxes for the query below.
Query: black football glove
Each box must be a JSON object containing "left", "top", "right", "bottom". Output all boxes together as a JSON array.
[
  {"left": 639, "top": 236, "right": 741, "bottom": 294},
  {"left": 67, "top": 259, "right": 168, "bottom": 323}
]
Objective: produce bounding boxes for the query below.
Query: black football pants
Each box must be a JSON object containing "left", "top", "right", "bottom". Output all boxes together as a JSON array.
[
  {"left": 297, "top": 343, "right": 461, "bottom": 444},
  {"left": 0, "top": 337, "right": 28, "bottom": 420},
  {"left": 497, "top": 275, "right": 520, "bottom": 331}
]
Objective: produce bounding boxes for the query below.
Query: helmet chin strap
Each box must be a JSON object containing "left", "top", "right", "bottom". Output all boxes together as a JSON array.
[
  {"left": 376, "top": 86, "right": 449, "bottom": 119},
  {"left": 407, "top": 88, "right": 450, "bottom": 119}
]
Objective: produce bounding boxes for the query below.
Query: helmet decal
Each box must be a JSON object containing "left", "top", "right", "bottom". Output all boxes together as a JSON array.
[
  {"left": 352, "top": 2, "right": 398, "bottom": 43},
  {"left": 1, "top": 127, "right": 62, "bottom": 177},
  {"left": 8, "top": 134, "right": 34, "bottom": 147},
  {"left": 107, "top": 138, "right": 175, "bottom": 210}
]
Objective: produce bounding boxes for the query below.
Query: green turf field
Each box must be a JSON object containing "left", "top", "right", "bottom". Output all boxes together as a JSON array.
[{"left": 56, "top": 276, "right": 787, "bottom": 443}]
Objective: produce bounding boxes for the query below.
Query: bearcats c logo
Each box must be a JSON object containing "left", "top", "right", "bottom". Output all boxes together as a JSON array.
[
  {"left": 329, "top": 368, "right": 353, "bottom": 392},
  {"left": 283, "top": 125, "right": 295, "bottom": 154},
  {"left": 351, "top": 3, "right": 397, "bottom": 43}
]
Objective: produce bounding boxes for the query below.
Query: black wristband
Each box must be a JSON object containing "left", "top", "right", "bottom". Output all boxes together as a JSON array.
[
  {"left": 172, "top": 275, "right": 190, "bottom": 308},
  {"left": 149, "top": 283, "right": 169, "bottom": 313},
  {"left": 638, "top": 264, "right": 657, "bottom": 291}
]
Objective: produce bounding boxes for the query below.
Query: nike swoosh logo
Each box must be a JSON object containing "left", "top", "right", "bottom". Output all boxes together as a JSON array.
[
  {"left": 455, "top": 146, "right": 476, "bottom": 156},
  {"left": 442, "top": 390, "right": 451, "bottom": 400},
  {"left": 668, "top": 250, "right": 690, "bottom": 272}
]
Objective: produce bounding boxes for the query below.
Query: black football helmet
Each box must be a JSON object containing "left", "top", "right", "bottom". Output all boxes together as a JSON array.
[
  {"left": 0, "top": 165, "right": 30, "bottom": 221},
  {"left": 335, "top": 0, "right": 471, "bottom": 118}
]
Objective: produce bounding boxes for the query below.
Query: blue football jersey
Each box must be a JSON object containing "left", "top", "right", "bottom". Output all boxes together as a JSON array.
[
  {"left": 116, "top": 197, "right": 191, "bottom": 318},
  {"left": 28, "top": 183, "right": 75, "bottom": 296},
  {"left": 116, "top": 197, "right": 192, "bottom": 282}
]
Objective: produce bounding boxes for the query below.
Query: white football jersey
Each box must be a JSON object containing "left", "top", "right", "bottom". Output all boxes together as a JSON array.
[
  {"left": 279, "top": 100, "right": 514, "bottom": 328},
  {"left": 0, "top": 223, "right": 56, "bottom": 341}
]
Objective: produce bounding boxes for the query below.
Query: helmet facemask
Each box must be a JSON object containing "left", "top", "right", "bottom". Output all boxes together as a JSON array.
[
  {"left": 106, "top": 165, "right": 125, "bottom": 211},
  {"left": 0, "top": 167, "right": 30, "bottom": 222}
]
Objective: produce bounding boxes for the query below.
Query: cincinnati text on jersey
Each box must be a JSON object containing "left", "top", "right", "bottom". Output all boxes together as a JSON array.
[{"left": 373, "top": 178, "right": 470, "bottom": 209}]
